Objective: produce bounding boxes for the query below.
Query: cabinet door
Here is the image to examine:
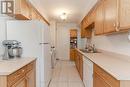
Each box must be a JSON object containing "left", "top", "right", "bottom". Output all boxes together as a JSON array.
[
  {"left": 11, "top": 78, "right": 27, "bottom": 87},
  {"left": 81, "top": 22, "right": 86, "bottom": 38},
  {"left": 21, "top": 0, "right": 30, "bottom": 19},
  {"left": 15, "top": 0, "right": 30, "bottom": 20},
  {"left": 119, "top": 0, "right": 130, "bottom": 30},
  {"left": 94, "top": 72, "right": 111, "bottom": 87},
  {"left": 31, "top": 9, "right": 38, "bottom": 20},
  {"left": 77, "top": 54, "right": 80, "bottom": 72},
  {"left": 70, "top": 29, "right": 77, "bottom": 38},
  {"left": 79, "top": 55, "right": 83, "bottom": 80},
  {"left": 104, "top": 0, "right": 118, "bottom": 33},
  {"left": 70, "top": 49, "right": 75, "bottom": 61},
  {"left": 26, "top": 70, "right": 35, "bottom": 87},
  {"left": 95, "top": 2, "right": 104, "bottom": 35}
]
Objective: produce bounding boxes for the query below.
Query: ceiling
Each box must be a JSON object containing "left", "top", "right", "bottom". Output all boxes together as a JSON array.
[{"left": 30, "top": 0, "right": 98, "bottom": 23}]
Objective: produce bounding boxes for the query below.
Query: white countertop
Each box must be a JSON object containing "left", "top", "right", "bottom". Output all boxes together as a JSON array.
[
  {"left": 77, "top": 49, "right": 130, "bottom": 80},
  {"left": 0, "top": 57, "right": 36, "bottom": 75}
]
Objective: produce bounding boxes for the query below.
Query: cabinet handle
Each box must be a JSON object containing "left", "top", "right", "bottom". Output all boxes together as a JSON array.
[
  {"left": 22, "top": 70, "right": 25, "bottom": 73},
  {"left": 114, "top": 22, "right": 120, "bottom": 31},
  {"left": 113, "top": 23, "right": 116, "bottom": 27}
]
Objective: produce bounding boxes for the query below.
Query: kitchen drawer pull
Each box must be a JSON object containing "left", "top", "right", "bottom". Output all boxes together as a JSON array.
[
  {"left": 22, "top": 70, "right": 25, "bottom": 73},
  {"left": 113, "top": 23, "right": 116, "bottom": 27}
]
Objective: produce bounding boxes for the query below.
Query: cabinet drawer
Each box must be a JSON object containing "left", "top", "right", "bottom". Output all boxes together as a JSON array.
[
  {"left": 7, "top": 66, "right": 27, "bottom": 86},
  {"left": 94, "top": 64, "right": 120, "bottom": 87},
  {"left": 26, "top": 61, "right": 35, "bottom": 73}
]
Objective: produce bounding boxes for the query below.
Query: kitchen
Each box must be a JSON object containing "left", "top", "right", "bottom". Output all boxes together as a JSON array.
[{"left": 0, "top": 0, "right": 130, "bottom": 87}]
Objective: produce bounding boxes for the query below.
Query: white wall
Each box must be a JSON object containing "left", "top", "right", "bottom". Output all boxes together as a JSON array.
[
  {"left": 91, "top": 30, "right": 130, "bottom": 56},
  {"left": 56, "top": 22, "right": 80, "bottom": 60},
  {"left": 0, "top": 14, "right": 13, "bottom": 56},
  {"left": 50, "top": 20, "right": 56, "bottom": 47}
]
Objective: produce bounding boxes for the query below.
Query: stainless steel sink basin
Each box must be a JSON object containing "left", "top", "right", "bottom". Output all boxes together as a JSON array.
[{"left": 79, "top": 49, "right": 101, "bottom": 53}]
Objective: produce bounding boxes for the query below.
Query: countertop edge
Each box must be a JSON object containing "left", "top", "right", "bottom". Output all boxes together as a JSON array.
[
  {"left": 76, "top": 48, "right": 130, "bottom": 80},
  {"left": 0, "top": 57, "right": 37, "bottom": 76}
]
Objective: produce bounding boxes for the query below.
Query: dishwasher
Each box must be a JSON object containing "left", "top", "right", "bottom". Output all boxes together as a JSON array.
[{"left": 83, "top": 56, "right": 93, "bottom": 87}]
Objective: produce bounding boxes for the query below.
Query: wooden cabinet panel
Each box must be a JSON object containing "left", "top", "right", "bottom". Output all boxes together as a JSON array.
[
  {"left": 81, "top": 21, "right": 87, "bottom": 38},
  {"left": 95, "top": 1, "right": 104, "bottom": 35},
  {"left": 14, "top": 0, "right": 30, "bottom": 20},
  {"left": 75, "top": 50, "right": 83, "bottom": 80},
  {"left": 94, "top": 72, "right": 111, "bottom": 87},
  {"left": 81, "top": 22, "right": 92, "bottom": 38},
  {"left": 94, "top": 64, "right": 120, "bottom": 87},
  {"left": 70, "top": 29, "right": 77, "bottom": 38},
  {"left": 11, "top": 78, "right": 27, "bottom": 87},
  {"left": 82, "top": 0, "right": 130, "bottom": 35},
  {"left": 119, "top": 0, "right": 130, "bottom": 30},
  {"left": 7, "top": 61, "right": 36, "bottom": 87},
  {"left": 8, "top": 66, "right": 27, "bottom": 87},
  {"left": 31, "top": 9, "right": 38, "bottom": 20},
  {"left": 79, "top": 54, "right": 83, "bottom": 80},
  {"left": 70, "top": 49, "right": 76, "bottom": 61},
  {"left": 103, "top": 0, "right": 118, "bottom": 33},
  {"left": 26, "top": 70, "right": 35, "bottom": 87}
]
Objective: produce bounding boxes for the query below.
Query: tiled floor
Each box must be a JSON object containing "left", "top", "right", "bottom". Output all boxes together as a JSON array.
[{"left": 49, "top": 60, "right": 84, "bottom": 87}]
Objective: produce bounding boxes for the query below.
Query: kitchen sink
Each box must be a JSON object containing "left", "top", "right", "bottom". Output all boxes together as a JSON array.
[{"left": 79, "top": 49, "right": 101, "bottom": 53}]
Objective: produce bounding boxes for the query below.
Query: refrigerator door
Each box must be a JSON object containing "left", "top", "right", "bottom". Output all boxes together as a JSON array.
[
  {"left": 6, "top": 20, "right": 42, "bottom": 57},
  {"left": 6, "top": 20, "right": 42, "bottom": 87},
  {"left": 41, "top": 23, "right": 51, "bottom": 43},
  {"left": 40, "top": 23, "right": 52, "bottom": 87},
  {"left": 6, "top": 20, "right": 52, "bottom": 87}
]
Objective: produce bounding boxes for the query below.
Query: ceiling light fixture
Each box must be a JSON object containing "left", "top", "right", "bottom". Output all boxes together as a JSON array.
[{"left": 60, "top": 13, "right": 67, "bottom": 20}]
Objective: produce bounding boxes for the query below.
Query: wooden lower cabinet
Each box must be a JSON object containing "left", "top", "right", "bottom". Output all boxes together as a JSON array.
[
  {"left": 26, "top": 69, "right": 35, "bottom": 87},
  {"left": 0, "top": 60, "right": 36, "bottom": 87},
  {"left": 70, "top": 49, "right": 75, "bottom": 61},
  {"left": 79, "top": 53, "right": 83, "bottom": 80},
  {"left": 11, "top": 77, "right": 27, "bottom": 87},
  {"left": 94, "top": 64, "right": 120, "bottom": 87},
  {"left": 93, "top": 64, "right": 130, "bottom": 87},
  {"left": 75, "top": 50, "right": 83, "bottom": 80},
  {"left": 94, "top": 72, "right": 111, "bottom": 87}
]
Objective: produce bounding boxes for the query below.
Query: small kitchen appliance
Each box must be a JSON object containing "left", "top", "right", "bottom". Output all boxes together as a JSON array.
[{"left": 2, "top": 40, "right": 22, "bottom": 59}]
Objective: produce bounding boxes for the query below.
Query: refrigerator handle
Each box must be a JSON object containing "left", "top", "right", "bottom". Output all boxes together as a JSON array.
[{"left": 39, "top": 43, "right": 49, "bottom": 45}]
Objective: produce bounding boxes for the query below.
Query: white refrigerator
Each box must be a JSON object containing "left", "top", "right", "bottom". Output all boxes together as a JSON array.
[{"left": 6, "top": 20, "right": 52, "bottom": 87}]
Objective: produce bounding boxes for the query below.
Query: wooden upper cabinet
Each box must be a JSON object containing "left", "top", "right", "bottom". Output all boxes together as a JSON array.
[
  {"left": 81, "top": 21, "right": 86, "bottom": 38},
  {"left": 81, "top": 21, "right": 92, "bottom": 38},
  {"left": 103, "top": 0, "right": 118, "bottom": 33},
  {"left": 95, "top": 0, "right": 130, "bottom": 35},
  {"left": 31, "top": 9, "right": 39, "bottom": 20},
  {"left": 81, "top": 0, "right": 130, "bottom": 36},
  {"left": 70, "top": 29, "right": 77, "bottom": 38},
  {"left": 95, "top": 1, "right": 104, "bottom": 35},
  {"left": 14, "top": 0, "right": 31, "bottom": 20},
  {"left": 119, "top": 0, "right": 130, "bottom": 30}
]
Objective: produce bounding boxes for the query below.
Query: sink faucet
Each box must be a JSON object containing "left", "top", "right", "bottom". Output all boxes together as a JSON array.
[{"left": 85, "top": 44, "right": 97, "bottom": 53}]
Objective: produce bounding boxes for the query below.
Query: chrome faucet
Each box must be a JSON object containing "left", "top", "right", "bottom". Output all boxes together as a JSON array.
[{"left": 85, "top": 44, "right": 97, "bottom": 53}]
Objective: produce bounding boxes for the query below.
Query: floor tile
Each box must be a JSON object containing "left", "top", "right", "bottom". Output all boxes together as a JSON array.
[{"left": 49, "top": 60, "right": 84, "bottom": 87}]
